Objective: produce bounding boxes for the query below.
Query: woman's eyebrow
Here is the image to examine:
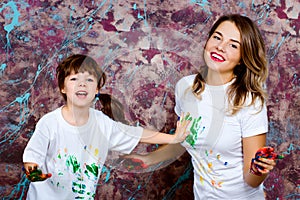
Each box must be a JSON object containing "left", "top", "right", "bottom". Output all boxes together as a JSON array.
[{"left": 215, "top": 31, "right": 241, "bottom": 44}]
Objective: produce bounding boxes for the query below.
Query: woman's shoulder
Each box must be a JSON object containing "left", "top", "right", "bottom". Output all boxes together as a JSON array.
[
  {"left": 176, "top": 74, "right": 196, "bottom": 87},
  {"left": 178, "top": 74, "right": 197, "bottom": 82},
  {"left": 176, "top": 74, "right": 197, "bottom": 87},
  {"left": 237, "top": 94, "right": 266, "bottom": 116}
]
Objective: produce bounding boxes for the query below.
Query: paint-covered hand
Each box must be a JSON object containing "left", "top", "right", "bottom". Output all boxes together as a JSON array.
[
  {"left": 122, "top": 157, "right": 148, "bottom": 171},
  {"left": 173, "top": 112, "right": 192, "bottom": 143},
  {"left": 250, "top": 146, "right": 284, "bottom": 176},
  {"left": 23, "top": 165, "right": 52, "bottom": 182}
]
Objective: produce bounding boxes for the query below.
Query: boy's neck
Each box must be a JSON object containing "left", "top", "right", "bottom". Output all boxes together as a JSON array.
[{"left": 62, "top": 105, "right": 90, "bottom": 126}]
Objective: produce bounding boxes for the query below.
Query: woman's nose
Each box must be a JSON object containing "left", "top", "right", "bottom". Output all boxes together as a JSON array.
[{"left": 217, "top": 42, "right": 226, "bottom": 52}]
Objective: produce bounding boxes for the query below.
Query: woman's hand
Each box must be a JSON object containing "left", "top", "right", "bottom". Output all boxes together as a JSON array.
[
  {"left": 250, "top": 146, "right": 283, "bottom": 176},
  {"left": 23, "top": 163, "right": 52, "bottom": 182}
]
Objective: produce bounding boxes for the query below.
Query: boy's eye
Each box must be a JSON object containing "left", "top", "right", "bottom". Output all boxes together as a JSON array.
[
  {"left": 70, "top": 77, "right": 77, "bottom": 81},
  {"left": 87, "top": 78, "right": 95, "bottom": 82}
]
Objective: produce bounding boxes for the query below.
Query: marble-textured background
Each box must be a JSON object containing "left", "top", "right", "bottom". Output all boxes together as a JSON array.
[{"left": 0, "top": 0, "right": 299, "bottom": 199}]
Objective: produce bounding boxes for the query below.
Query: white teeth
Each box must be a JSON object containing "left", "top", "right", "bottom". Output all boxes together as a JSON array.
[
  {"left": 76, "top": 92, "right": 87, "bottom": 95},
  {"left": 212, "top": 53, "right": 224, "bottom": 61}
]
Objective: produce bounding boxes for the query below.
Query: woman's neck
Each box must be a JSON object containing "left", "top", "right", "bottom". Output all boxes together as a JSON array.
[
  {"left": 206, "top": 70, "right": 235, "bottom": 86},
  {"left": 62, "top": 105, "right": 90, "bottom": 126}
]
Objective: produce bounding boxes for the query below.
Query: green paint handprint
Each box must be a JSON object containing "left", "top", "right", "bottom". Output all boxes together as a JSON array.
[
  {"left": 84, "top": 163, "right": 99, "bottom": 178},
  {"left": 65, "top": 155, "right": 96, "bottom": 198},
  {"left": 186, "top": 116, "right": 204, "bottom": 148},
  {"left": 66, "top": 155, "right": 81, "bottom": 173},
  {"left": 72, "top": 182, "right": 86, "bottom": 194}
]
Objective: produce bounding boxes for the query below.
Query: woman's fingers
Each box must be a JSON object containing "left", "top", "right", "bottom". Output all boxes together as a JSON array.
[{"left": 254, "top": 158, "right": 276, "bottom": 174}]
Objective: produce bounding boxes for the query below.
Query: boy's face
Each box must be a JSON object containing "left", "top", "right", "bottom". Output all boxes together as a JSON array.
[{"left": 61, "top": 70, "right": 98, "bottom": 108}]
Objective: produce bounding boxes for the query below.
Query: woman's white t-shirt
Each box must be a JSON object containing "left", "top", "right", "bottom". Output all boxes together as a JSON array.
[
  {"left": 175, "top": 74, "right": 268, "bottom": 200},
  {"left": 23, "top": 107, "right": 143, "bottom": 199}
]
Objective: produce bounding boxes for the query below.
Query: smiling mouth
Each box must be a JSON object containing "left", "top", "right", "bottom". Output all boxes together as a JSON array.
[
  {"left": 211, "top": 52, "right": 225, "bottom": 62},
  {"left": 76, "top": 91, "right": 88, "bottom": 97}
]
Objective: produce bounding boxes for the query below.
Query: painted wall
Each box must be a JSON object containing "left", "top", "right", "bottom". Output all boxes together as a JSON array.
[{"left": 0, "top": 0, "right": 299, "bottom": 199}]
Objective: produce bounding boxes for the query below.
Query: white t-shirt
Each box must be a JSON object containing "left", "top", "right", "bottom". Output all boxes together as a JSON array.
[
  {"left": 23, "top": 107, "right": 143, "bottom": 200},
  {"left": 175, "top": 75, "right": 268, "bottom": 200}
]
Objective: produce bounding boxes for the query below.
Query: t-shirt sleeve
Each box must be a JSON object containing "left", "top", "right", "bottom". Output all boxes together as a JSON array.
[
  {"left": 240, "top": 101, "right": 268, "bottom": 138},
  {"left": 174, "top": 75, "right": 196, "bottom": 117},
  {"left": 109, "top": 121, "right": 143, "bottom": 154},
  {"left": 174, "top": 81, "right": 182, "bottom": 117},
  {"left": 23, "top": 118, "right": 50, "bottom": 167}
]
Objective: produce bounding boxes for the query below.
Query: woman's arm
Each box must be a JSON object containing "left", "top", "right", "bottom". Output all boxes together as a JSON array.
[{"left": 242, "top": 133, "right": 276, "bottom": 187}]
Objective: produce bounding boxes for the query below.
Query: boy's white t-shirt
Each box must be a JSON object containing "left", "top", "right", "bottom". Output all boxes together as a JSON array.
[
  {"left": 23, "top": 107, "right": 143, "bottom": 200},
  {"left": 175, "top": 75, "right": 268, "bottom": 200}
]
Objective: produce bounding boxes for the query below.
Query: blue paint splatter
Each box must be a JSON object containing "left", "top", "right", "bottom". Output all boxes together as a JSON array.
[
  {"left": 163, "top": 162, "right": 193, "bottom": 200},
  {"left": 101, "top": 166, "right": 111, "bottom": 183},
  {"left": 0, "top": 63, "right": 7, "bottom": 75},
  {"left": 0, "top": 1, "right": 28, "bottom": 48}
]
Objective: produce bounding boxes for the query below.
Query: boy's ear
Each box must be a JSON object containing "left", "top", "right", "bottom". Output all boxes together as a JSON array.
[{"left": 61, "top": 89, "right": 65, "bottom": 93}]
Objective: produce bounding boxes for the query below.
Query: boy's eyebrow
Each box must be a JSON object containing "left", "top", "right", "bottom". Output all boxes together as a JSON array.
[{"left": 215, "top": 31, "right": 241, "bottom": 44}]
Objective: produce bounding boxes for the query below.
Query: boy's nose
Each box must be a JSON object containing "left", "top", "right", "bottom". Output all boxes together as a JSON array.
[{"left": 79, "top": 81, "right": 86, "bottom": 86}]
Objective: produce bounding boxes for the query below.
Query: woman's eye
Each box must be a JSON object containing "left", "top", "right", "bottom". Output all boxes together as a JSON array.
[
  {"left": 230, "top": 44, "right": 238, "bottom": 49},
  {"left": 213, "top": 35, "right": 221, "bottom": 40}
]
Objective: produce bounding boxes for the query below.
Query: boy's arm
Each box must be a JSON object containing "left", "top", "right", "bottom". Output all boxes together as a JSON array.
[
  {"left": 140, "top": 114, "right": 190, "bottom": 144},
  {"left": 125, "top": 144, "right": 186, "bottom": 167}
]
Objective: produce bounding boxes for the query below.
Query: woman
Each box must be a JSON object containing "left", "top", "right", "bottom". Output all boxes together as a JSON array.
[{"left": 127, "top": 14, "right": 278, "bottom": 199}]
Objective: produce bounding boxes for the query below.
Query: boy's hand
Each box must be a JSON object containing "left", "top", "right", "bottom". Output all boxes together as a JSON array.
[
  {"left": 173, "top": 112, "right": 192, "bottom": 143},
  {"left": 250, "top": 146, "right": 284, "bottom": 176},
  {"left": 122, "top": 158, "right": 148, "bottom": 171},
  {"left": 23, "top": 165, "right": 52, "bottom": 182}
]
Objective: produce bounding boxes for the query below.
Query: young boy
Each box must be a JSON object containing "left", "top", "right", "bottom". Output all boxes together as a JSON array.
[{"left": 23, "top": 54, "right": 190, "bottom": 199}]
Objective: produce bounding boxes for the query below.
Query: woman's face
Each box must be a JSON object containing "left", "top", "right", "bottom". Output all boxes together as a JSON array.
[{"left": 204, "top": 21, "right": 241, "bottom": 81}]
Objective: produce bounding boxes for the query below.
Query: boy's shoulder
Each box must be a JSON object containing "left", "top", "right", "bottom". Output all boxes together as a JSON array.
[
  {"left": 89, "top": 108, "right": 112, "bottom": 122},
  {"left": 37, "top": 107, "right": 61, "bottom": 123}
]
